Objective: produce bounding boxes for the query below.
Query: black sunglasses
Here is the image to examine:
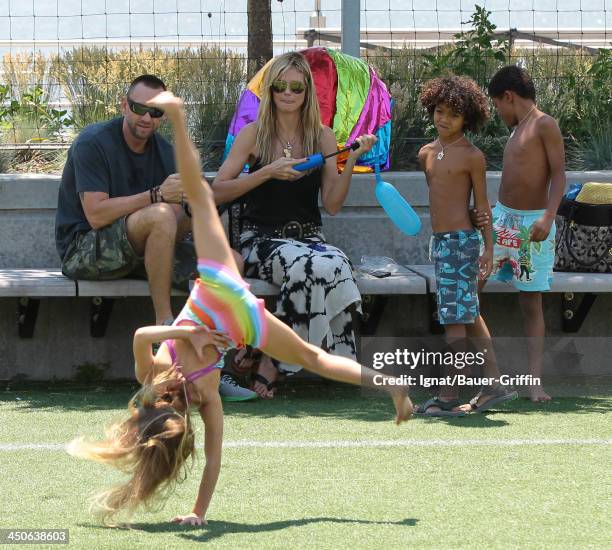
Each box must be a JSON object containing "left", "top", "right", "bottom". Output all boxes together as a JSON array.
[
  {"left": 127, "top": 98, "right": 164, "bottom": 118},
  {"left": 271, "top": 80, "right": 306, "bottom": 94}
]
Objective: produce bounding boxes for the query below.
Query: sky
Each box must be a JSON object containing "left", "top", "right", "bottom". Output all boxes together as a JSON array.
[{"left": 0, "top": 0, "right": 609, "bottom": 44}]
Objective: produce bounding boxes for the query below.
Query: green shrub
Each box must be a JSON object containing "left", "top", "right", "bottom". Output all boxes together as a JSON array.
[
  {"left": 369, "top": 5, "right": 610, "bottom": 170},
  {"left": 54, "top": 45, "right": 246, "bottom": 168},
  {"left": 1, "top": 6, "right": 609, "bottom": 172}
]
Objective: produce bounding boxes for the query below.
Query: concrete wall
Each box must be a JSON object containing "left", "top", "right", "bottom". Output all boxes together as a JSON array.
[
  {"left": 1, "top": 172, "right": 611, "bottom": 380},
  {"left": 3, "top": 171, "right": 612, "bottom": 268}
]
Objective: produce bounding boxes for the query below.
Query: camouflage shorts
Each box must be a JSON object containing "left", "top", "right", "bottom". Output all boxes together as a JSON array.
[
  {"left": 61, "top": 217, "right": 142, "bottom": 280},
  {"left": 62, "top": 218, "right": 197, "bottom": 289}
]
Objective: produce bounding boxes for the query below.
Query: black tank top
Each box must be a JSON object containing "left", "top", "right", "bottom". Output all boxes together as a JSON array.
[{"left": 242, "top": 160, "right": 322, "bottom": 226}]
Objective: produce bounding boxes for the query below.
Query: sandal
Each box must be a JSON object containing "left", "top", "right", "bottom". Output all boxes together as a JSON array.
[
  {"left": 251, "top": 358, "right": 280, "bottom": 399},
  {"left": 467, "top": 386, "right": 518, "bottom": 413},
  {"left": 414, "top": 397, "right": 466, "bottom": 417},
  {"left": 252, "top": 373, "right": 277, "bottom": 395}
]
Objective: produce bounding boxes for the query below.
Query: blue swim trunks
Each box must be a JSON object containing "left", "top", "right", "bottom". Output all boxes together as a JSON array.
[
  {"left": 491, "top": 202, "right": 556, "bottom": 292},
  {"left": 432, "top": 229, "right": 481, "bottom": 325}
]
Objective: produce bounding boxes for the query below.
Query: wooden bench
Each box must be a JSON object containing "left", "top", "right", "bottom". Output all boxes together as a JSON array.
[
  {"left": 2, "top": 266, "right": 609, "bottom": 337},
  {"left": 0, "top": 268, "right": 426, "bottom": 338},
  {"left": 407, "top": 264, "right": 612, "bottom": 333}
]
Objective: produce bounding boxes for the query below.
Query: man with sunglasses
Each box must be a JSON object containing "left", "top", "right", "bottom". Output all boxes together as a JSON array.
[
  {"left": 56, "top": 74, "right": 257, "bottom": 401},
  {"left": 56, "top": 73, "right": 199, "bottom": 324}
]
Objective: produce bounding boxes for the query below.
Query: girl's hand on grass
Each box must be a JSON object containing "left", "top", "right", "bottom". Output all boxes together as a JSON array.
[{"left": 171, "top": 513, "right": 207, "bottom": 526}]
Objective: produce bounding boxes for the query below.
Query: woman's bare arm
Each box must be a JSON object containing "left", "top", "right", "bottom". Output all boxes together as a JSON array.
[{"left": 320, "top": 128, "right": 377, "bottom": 215}]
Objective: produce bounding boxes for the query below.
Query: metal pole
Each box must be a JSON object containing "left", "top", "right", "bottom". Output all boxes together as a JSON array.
[
  {"left": 341, "top": 0, "right": 360, "bottom": 58},
  {"left": 310, "top": 0, "right": 326, "bottom": 28}
]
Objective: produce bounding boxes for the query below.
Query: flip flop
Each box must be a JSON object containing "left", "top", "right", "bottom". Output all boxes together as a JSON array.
[
  {"left": 468, "top": 389, "right": 518, "bottom": 413},
  {"left": 414, "top": 397, "right": 466, "bottom": 417}
]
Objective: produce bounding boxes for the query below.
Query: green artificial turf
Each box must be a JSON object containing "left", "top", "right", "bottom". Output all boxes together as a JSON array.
[{"left": 0, "top": 383, "right": 610, "bottom": 549}]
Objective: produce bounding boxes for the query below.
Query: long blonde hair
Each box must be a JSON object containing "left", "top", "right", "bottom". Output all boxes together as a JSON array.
[
  {"left": 256, "top": 51, "right": 322, "bottom": 165},
  {"left": 68, "top": 373, "right": 195, "bottom": 524}
]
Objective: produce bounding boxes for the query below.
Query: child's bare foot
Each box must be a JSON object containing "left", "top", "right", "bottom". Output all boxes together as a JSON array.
[
  {"left": 528, "top": 386, "right": 551, "bottom": 403},
  {"left": 392, "top": 390, "right": 413, "bottom": 424}
]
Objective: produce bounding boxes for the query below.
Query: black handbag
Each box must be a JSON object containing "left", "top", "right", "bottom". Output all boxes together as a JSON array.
[{"left": 554, "top": 197, "right": 612, "bottom": 273}]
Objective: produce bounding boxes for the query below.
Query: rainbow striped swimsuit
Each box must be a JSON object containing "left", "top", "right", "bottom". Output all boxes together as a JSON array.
[{"left": 173, "top": 259, "right": 268, "bottom": 350}]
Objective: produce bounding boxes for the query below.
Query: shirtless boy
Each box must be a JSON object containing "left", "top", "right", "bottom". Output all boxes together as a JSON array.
[
  {"left": 416, "top": 76, "right": 517, "bottom": 416},
  {"left": 474, "top": 65, "right": 566, "bottom": 402}
]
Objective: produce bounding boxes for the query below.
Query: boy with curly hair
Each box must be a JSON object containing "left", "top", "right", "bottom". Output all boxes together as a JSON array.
[{"left": 416, "top": 75, "right": 517, "bottom": 416}]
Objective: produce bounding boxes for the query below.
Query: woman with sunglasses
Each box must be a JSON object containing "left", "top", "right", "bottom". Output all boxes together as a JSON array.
[
  {"left": 213, "top": 52, "right": 377, "bottom": 398},
  {"left": 69, "top": 91, "right": 412, "bottom": 526}
]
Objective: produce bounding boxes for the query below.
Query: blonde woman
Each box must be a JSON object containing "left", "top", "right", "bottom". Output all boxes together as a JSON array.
[
  {"left": 214, "top": 51, "right": 376, "bottom": 398},
  {"left": 69, "top": 91, "right": 412, "bottom": 527}
]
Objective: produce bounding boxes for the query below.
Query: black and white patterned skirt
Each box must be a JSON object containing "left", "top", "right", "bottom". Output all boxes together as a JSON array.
[{"left": 240, "top": 229, "right": 362, "bottom": 373}]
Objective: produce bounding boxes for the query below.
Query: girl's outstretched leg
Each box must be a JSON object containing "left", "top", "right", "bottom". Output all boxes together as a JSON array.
[
  {"left": 146, "top": 92, "right": 239, "bottom": 276},
  {"left": 260, "top": 311, "right": 412, "bottom": 423}
]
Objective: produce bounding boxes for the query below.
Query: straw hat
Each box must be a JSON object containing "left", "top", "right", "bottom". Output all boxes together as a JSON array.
[{"left": 575, "top": 182, "right": 612, "bottom": 205}]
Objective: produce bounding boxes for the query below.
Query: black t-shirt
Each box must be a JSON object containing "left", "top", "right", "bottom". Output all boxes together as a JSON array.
[
  {"left": 55, "top": 117, "right": 176, "bottom": 260},
  {"left": 242, "top": 160, "right": 323, "bottom": 226}
]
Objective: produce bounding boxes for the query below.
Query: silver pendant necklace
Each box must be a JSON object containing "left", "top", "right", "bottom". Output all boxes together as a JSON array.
[
  {"left": 509, "top": 105, "right": 536, "bottom": 139},
  {"left": 436, "top": 135, "right": 464, "bottom": 160},
  {"left": 277, "top": 131, "right": 296, "bottom": 159}
]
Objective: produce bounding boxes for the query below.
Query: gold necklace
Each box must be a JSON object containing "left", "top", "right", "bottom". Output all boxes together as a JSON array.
[
  {"left": 436, "top": 135, "right": 464, "bottom": 160},
  {"left": 509, "top": 105, "right": 536, "bottom": 139}
]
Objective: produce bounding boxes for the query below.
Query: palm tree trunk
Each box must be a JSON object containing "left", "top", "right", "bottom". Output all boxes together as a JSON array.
[{"left": 248, "top": 0, "right": 273, "bottom": 79}]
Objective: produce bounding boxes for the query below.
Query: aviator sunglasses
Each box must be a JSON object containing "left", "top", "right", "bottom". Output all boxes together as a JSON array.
[
  {"left": 127, "top": 97, "right": 164, "bottom": 118},
  {"left": 270, "top": 80, "right": 306, "bottom": 94}
]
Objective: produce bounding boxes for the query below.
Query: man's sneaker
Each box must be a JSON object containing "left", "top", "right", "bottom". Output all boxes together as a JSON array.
[{"left": 219, "top": 374, "right": 257, "bottom": 402}]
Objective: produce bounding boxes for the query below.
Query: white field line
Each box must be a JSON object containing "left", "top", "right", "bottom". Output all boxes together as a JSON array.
[{"left": 0, "top": 439, "right": 611, "bottom": 452}]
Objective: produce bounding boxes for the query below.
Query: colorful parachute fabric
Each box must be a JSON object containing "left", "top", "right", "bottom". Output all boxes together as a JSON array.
[{"left": 224, "top": 47, "right": 392, "bottom": 172}]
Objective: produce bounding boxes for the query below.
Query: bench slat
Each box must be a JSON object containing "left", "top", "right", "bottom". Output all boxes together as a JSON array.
[
  {"left": 0, "top": 269, "right": 77, "bottom": 297},
  {"left": 247, "top": 273, "right": 426, "bottom": 296},
  {"left": 354, "top": 272, "right": 426, "bottom": 294},
  {"left": 246, "top": 279, "right": 282, "bottom": 296},
  {"left": 77, "top": 279, "right": 188, "bottom": 297},
  {"left": 82, "top": 276, "right": 403, "bottom": 297},
  {"left": 1, "top": 267, "right": 610, "bottom": 299},
  {"left": 407, "top": 265, "right": 612, "bottom": 293}
]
